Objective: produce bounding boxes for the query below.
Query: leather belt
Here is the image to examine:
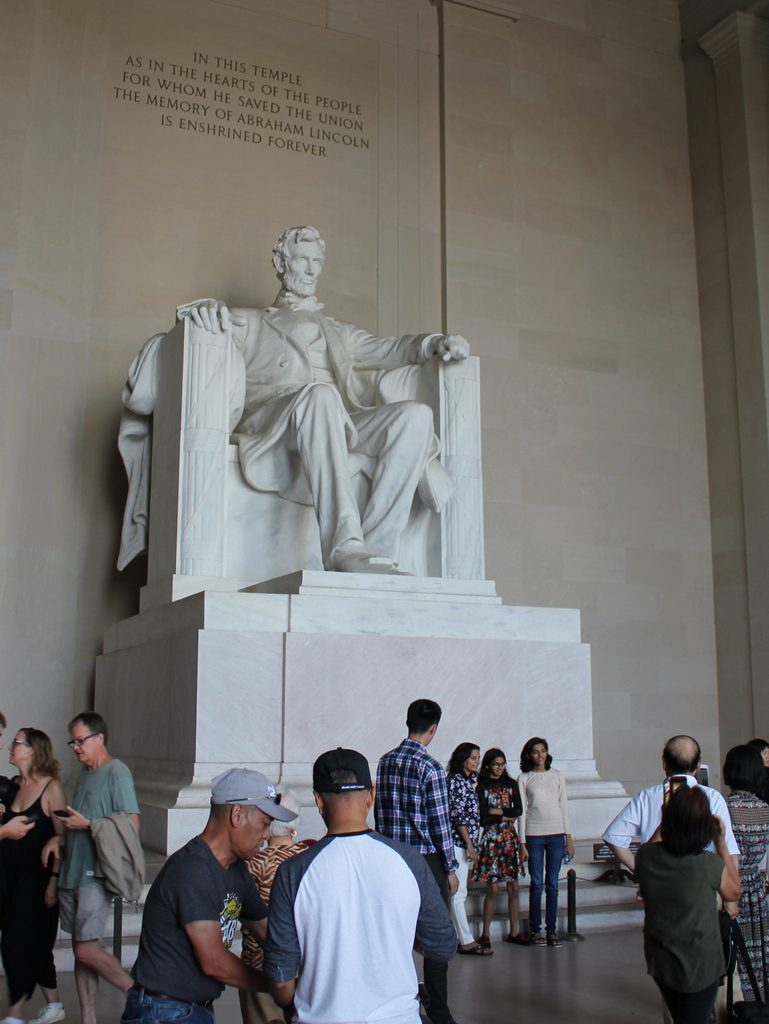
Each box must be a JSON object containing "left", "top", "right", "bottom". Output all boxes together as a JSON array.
[{"left": 132, "top": 984, "right": 214, "bottom": 1008}]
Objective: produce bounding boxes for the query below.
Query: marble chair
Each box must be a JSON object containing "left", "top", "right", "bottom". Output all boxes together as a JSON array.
[{"left": 131, "top": 318, "right": 484, "bottom": 610}]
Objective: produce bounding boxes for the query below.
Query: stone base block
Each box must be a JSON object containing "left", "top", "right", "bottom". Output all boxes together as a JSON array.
[{"left": 95, "top": 573, "right": 627, "bottom": 853}]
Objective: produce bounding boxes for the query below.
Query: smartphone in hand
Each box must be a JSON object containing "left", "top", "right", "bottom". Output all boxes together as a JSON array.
[{"left": 53, "top": 809, "right": 72, "bottom": 818}]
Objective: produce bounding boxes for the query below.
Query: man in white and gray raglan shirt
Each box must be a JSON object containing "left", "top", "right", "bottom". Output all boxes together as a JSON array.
[
  {"left": 263, "top": 747, "right": 457, "bottom": 1024},
  {"left": 602, "top": 734, "right": 740, "bottom": 872}
]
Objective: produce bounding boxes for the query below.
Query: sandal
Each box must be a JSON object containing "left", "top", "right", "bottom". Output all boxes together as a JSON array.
[
  {"left": 505, "top": 933, "right": 532, "bottom": 945},
  {"left": 457, "top": 944, "right": 494, "bottom": 956},
  {"left": 478, "top": 934, "right": 491, "bottom": 949}
]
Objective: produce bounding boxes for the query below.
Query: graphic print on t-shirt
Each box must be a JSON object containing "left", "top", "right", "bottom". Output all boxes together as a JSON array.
[{"left": 219, "top": 892, "right": 243, "bottom": 948}]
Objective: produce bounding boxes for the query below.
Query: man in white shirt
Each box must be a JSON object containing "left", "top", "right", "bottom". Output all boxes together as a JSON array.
[
  {"left": 604, "top": 738, "right": 740, "bottom": 1024},
  {"left": 602, "top": 734, "right": 739, "bottom": 871}
]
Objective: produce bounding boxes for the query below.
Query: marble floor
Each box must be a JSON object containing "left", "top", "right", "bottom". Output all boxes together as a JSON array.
[{"left": 14, "top": 928, "right": 667, "bottom": 1023}]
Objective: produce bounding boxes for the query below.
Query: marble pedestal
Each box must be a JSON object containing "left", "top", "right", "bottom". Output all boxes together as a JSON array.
[{"left": 95, "top": 572, "right": 628, "bottom": 853}]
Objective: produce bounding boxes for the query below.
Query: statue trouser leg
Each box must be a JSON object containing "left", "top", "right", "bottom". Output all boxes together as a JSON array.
[
  {"left": 288, "top": 384, "right": 372, "bottom": 568},
  {"left": 351, "top": 400, "right": 434, "bottom": 563}
]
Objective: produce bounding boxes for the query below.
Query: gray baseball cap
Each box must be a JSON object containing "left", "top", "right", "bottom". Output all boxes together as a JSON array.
[{"left": 210, "top": 768, "right": 298, "bottom": 822}]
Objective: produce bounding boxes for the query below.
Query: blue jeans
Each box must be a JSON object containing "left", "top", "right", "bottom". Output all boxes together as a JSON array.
[
  {"left": 121, "top": 987, "right": 215, "bottom": 1024},
  {"left": 526, "top": 833, "right": 565, "bottom": 935}
]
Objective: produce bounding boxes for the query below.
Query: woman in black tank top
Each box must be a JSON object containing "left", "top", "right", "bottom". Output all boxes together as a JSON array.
[{"left": 0, "top": 728, "right": 68, "bottom": 1024}]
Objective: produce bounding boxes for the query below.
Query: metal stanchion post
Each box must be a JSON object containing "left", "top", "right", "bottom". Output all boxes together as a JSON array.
[
  {"left": 563, "top": 868, "right": 585, "bottom": 942},
  {"left": 113, "top": 897, "right": 123, "bottom": 961}
]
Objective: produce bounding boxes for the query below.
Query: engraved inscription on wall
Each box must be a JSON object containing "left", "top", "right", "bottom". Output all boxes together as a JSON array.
[{"left": 114, "top": 52, "right": 371, "bottom": 158}]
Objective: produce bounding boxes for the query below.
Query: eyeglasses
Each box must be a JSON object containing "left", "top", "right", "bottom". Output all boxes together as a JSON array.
[
  {"left": 67, "top": 732, "right": 99, "bottom": 748},
  {"left": 490, "top": 760, "right": 506, "bottom": 768},
  {"left": 10, "top": 739, "right": 31, "bottom": 748}
]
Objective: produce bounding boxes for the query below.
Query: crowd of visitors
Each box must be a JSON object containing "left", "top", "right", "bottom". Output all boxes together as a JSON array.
[
  {"left": 603, "top": 733, "right": 769, "bottom": 1024},
  {"left": 1, "top": 706, "right": 768, "bottom": 1024},
  {"left": 444, "top": 736, "right": 572, "bottom": 951},
  {"left": 0, "top": 711, "right": 141, "bottom": 1024}
]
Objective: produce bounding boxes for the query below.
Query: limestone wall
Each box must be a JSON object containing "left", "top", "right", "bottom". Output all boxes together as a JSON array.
[
  {"left": 442, "top": 0, "right": 720, "bottom": 792},
  {"left": 1, "top": 0, "right": 723, "bottom": 797}
]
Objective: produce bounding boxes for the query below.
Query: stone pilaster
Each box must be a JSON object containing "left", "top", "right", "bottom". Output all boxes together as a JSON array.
[{"left": 700, "top": 13, "right": 769, "bottom": 727}]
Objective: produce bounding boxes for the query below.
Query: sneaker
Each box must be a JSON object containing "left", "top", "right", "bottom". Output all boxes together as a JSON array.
[
  {"left": 31, "top": 1006, "right": 65, "bottom": 1024},
  {"left": 546, "top": 933, "right": 563, "bottom": 947},
  {"left": 531, "top": 932, "right": 546, "bottom": 946}
]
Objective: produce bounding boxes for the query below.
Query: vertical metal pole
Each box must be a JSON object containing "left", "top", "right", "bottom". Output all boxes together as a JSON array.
[
  {"left": 113, "top": 897, "right": 123, "bottom": 960},
  {"left": 563, "top": 868, "right": 585, "bottom": 941}
]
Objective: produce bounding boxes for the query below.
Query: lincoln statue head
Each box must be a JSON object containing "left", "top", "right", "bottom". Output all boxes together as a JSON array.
[{"left": 272, "top": 225, "right": 327, "bottom": 298}]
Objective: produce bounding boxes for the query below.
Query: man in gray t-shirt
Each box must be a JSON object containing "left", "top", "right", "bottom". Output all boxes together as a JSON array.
[
  {"left": 43, "top": 712, "right": 140, "bottom": 1024},
  {"left": 122, "top": 769, "right": 297, "bottom": 1024}
]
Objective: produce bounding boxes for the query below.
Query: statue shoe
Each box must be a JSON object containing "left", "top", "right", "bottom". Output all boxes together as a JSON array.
[{"left": 330, "top": 543, "right": 395, "bottom": 574}]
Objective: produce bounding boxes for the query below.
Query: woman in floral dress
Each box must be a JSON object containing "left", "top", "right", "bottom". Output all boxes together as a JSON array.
[
  {"left": 724, "top": 744, "right": 769, "bottom": 1002},
  {"left": 474, "top": 748, "right": 525, "bottom": 947},
  {"left": 446, "top": 743, "right": 491, "bottom": 955}
]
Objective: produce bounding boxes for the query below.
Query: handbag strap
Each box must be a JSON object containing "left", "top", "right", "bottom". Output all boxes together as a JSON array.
[
  {"left": 730, "top": 916, "right": 768, "bottom": 1005},
  {"left": 724, "top": 913, "right": 737, "bottom": 1015},
  {"left": 727, "top": 964, "right": 734, "bottom": 1016}
]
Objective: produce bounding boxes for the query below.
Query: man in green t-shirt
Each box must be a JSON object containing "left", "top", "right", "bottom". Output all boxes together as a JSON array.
[{"left": 43, "top": 712, "right": 140, "bottom": 1024}]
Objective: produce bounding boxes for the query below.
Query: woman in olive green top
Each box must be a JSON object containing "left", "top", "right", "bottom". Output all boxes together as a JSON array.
[{"left": 635, "top": 786, "right": 741, "bottom": 1024}]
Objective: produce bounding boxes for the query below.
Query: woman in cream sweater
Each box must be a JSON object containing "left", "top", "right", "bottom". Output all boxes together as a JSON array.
[{"left": 518, "top": 736, "right": 574, "bottom": 947}]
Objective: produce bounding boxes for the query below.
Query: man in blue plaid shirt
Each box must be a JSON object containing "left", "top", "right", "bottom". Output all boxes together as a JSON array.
[{"left": 375, "top": 699, "right": 460, "bottom": 1024}]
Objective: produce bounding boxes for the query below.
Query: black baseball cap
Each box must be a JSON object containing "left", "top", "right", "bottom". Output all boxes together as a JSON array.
[{"left": 313, "top": 748, "right": 372, "bottom": 793}]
